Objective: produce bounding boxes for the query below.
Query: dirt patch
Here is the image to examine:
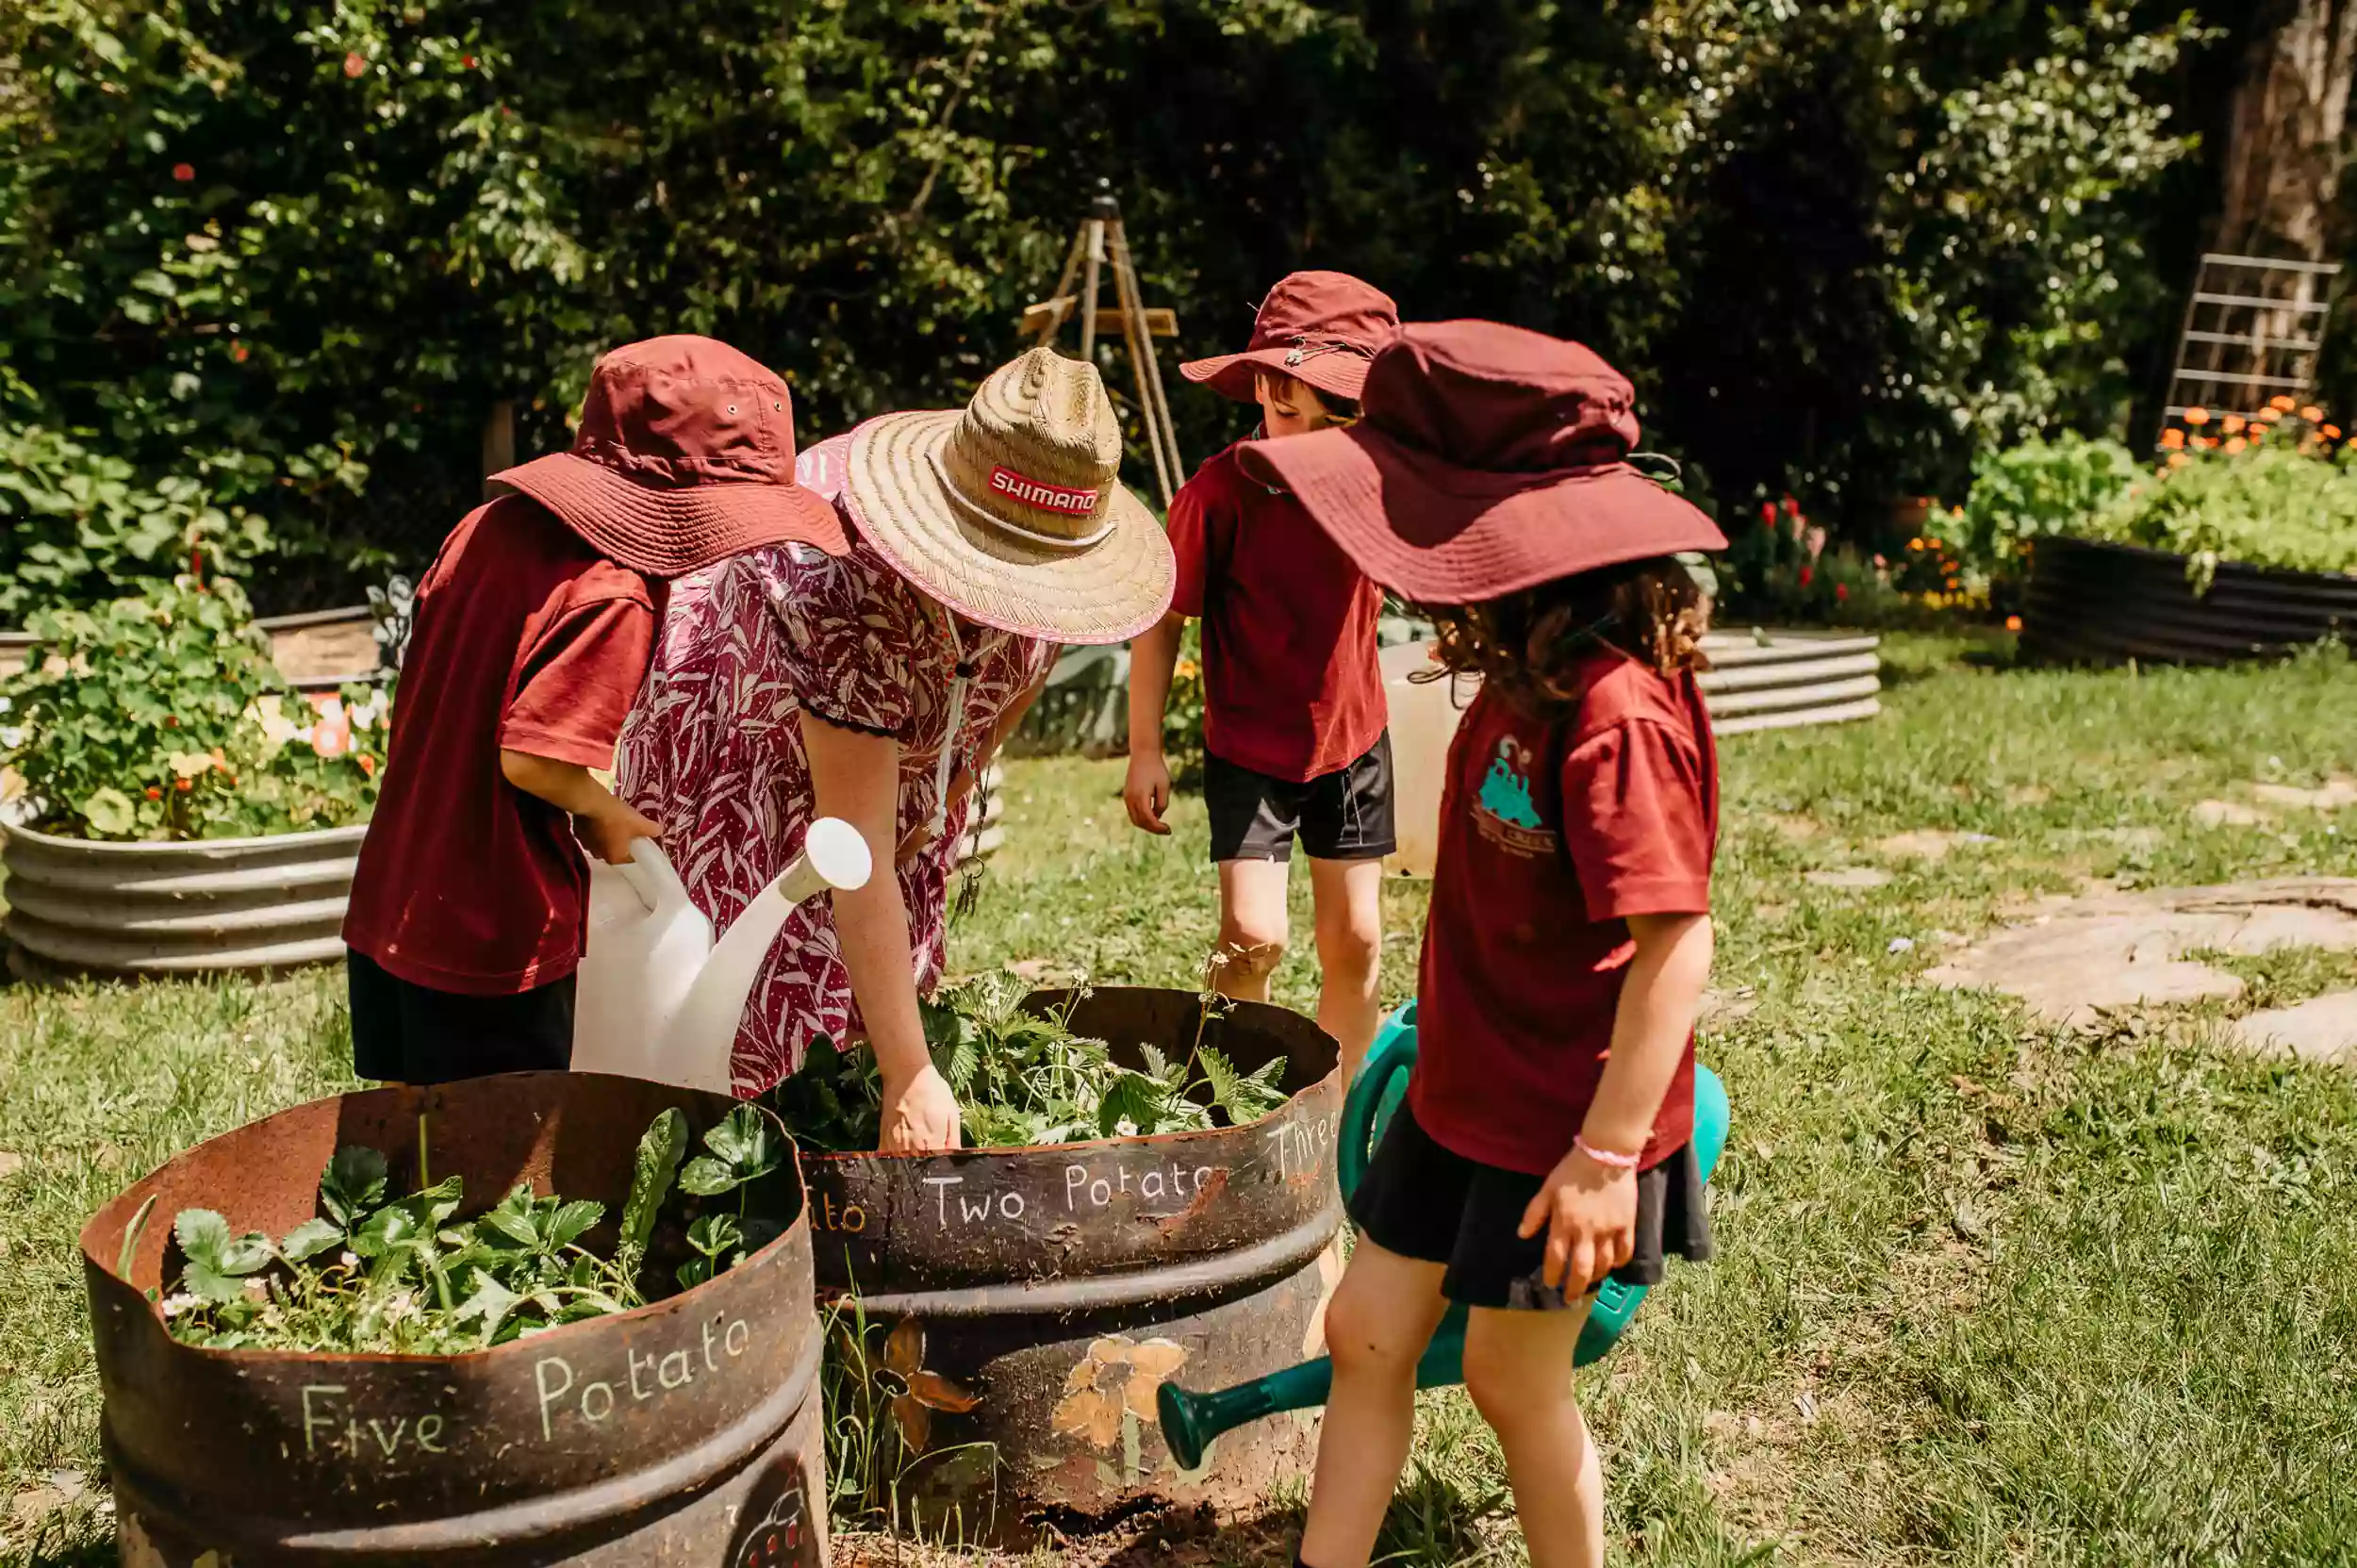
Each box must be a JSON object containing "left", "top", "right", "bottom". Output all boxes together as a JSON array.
[
  {"left": 1875, "top": 831, "right": 1999, "bottom": 862},
  {"left": 2252, "top": 777, "right": 2357, "bottom": 813},
  {"left": 2192, "top": 800, "right": 2266, "bottom": 829},
  {"left": 2233, "top": 991, "right": 2357, "bottom": 1066},
  {"left": 1806, "top": 867, "right": 1894, "bottom": 891},
  {"left": 1926, "top": 880, "right": 2357, "bottom": 1028}
]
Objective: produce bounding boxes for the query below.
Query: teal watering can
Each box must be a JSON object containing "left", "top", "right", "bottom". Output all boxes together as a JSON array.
[{"left": 1156, "top": 999, "right": 1731, "bottom": 1472}]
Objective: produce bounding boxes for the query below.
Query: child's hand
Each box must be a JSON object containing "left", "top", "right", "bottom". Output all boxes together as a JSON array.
[
  {"left": 879, "top": 1063, "right": 962, "bottom": 1152},
  {"left": 1518, "top": 1144, "right": 1640, "bottom": 1298},
  {"left": 576, "top": 800, "right": 664, "bottom": 866},
  {"left": 1124, "top": 751, "right": 1173, "bottom": 835}
]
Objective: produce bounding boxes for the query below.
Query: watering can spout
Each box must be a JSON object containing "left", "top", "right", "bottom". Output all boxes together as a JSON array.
[
  {"left": 574, "top": 819, "right": 871, "bottom": 1096},
  {"left": 660, "top": 818, "right": 872, "bottom": 1094}
]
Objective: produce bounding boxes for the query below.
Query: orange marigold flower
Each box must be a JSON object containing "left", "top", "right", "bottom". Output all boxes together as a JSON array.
[
  {"left": 2258, "top": 405, "right": 2283, "bottom": 423},
  {"left": 2300, "top": 404, "right": 2324, "bottom": 422},
  {"left": 2224, "top": 437, "right": 2248, "bottom": 454},
  {"left": 1906, "top": 537, "right": 1925, "bottom": 552},
  {"left": 2220, "top": 413, "right": 2247, "bottom": 435},
  {"left": 1926, "top": 536, "right": 1945, "bottom": 551},
  {"left": 2167, "top": 453, "right": 2190, "bottom": 470},
  {"left": 144, "top": 786, "right": 162, "bottom": 801},
  {"left": 2005, "top": 615, "right": 2023, "bottom": 632},
  {"left": 2184, "top": 406, "right": 2209, "bottom": 425},
  {"left": 357, "top": 753, "right": 377, "bottom": 777},
  {"left": 2160, "top": 428, "right": 2185, "bottom": 450},
  {"left": 2326, "top": 424, "right": 2343, "bottom": 439},
  {"left": 175, "top": 777, "right": 193, "bottom": 793},
  {"left": 2269, "top": 394, "right": 2297, "bottom": 413},
  {"left": 2200, "top": 436, "right": 2220, "bottom": 450}
]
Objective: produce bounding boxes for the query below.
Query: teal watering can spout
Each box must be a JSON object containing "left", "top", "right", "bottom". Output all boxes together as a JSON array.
[{"left": 1157, "top": 1000, "right": 1731, "bottom": 1473}]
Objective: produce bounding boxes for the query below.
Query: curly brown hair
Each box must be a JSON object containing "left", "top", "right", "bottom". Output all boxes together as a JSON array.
[{"left": 1415, "top": 557, "right": 1710, "bottom": 720}]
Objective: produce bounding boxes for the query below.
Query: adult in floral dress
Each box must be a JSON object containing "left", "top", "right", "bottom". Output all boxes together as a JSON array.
[{"left": 618, "top": 348, "right": 1176, "bottom": 1150}]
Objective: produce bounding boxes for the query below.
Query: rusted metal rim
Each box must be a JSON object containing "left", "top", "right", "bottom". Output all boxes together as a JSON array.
[
  {"left": 80, "top": 1073, "right": 818, "bottom": 1559},
  {"left": 835, "top": 1200, "right": 1339, "bottom": 1320},
  {"left": 101, "top": 1340, "right": 819, "bottom": 1557}
]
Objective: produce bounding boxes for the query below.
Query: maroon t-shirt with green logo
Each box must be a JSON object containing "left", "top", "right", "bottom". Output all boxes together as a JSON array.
[
  {"left": 343, "top": 496, "right": 662, "bottom": 996},
  {"left": 1409, "top": 652, "right": 1718, "bottom": 1176},
  {"left": 1167, "top": 441, "right": 1386, "bottom": 784}
]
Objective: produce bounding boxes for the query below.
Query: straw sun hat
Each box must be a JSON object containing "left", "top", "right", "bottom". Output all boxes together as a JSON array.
[{"left": 842, "top": 348, "right": 1176, "bottom": 646}]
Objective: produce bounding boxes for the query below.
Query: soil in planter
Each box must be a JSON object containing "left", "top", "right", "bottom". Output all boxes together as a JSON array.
[
  {"left": 760, "top": 973, "right": 1288, "bottom": 1152},
  {"left": 154, "top": 1103, "right": 783, "bottom": 1353}
]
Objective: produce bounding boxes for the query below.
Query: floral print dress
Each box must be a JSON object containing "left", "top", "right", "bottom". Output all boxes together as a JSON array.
[{"left": 615, "top": 442, "right": 1056, "bottom": 1094}]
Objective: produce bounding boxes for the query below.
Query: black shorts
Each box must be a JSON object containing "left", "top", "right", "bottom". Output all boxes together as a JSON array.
[
  {"left": 347, "top": 950, "right": 576, "bottom": 1085},
  {"left": 1204, "top": 732, "right": 1395, "bottom": 865},
  {"left": 1348, "top": 1099, "right": 1712, "bottom": 1310}
]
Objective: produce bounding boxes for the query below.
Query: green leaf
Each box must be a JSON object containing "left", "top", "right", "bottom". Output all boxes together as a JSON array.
[
  {"left": 352, "top": 1203, "right": 420, "bottom": 1259},
  {"left": 618, "top": 1108, "right": 687, "bottom": 1272},
  {"left": 82, "top": 786, "right": 136, "bottom": 834},
  {"left": 678, "top": 1154, "right": 737, "bottom": 1197},
  {"left": 280, "top": 1218, "right": 344, "bottom": 1263},
  {"left": 675, "top": 1257, "right": 714, "bottom": 1291},
  {"left": 481, "top": 1184, "right": 545, "bottom": 1248},
  {"left": 321, "top": 1146, "right": 388, "bottom": 1227},
  {"left": 703, "top": 1103, "right": 781, "bottom": 1180},
  {"left": 453, "top": 1272, "right": 523, "bottom": 1346},
  {"left": 686, "top": 1212, "right": 744, "bottom": 1263},
  {"left": 185, "top": 1260, "right": 255, "bottom": 1305},
  {"left": 548, "top": 1199, "right": 604, "bottom": 1249},
  {"left": 174, "top": 1207, "right": 272, "bottom": 1275}
]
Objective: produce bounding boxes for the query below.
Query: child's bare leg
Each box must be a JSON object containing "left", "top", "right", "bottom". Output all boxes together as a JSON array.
[
  {"left": 1307, "top": 855, "right": 1383, "bottom": 1083},
  {"left": 1212, "top": 859, "right": 1290, "bottom": 1003},
  {"left": 1462, "top": 1300, "right": 1606, "bottom": 1568},
  {"left": 1299, "top": 1240, "right": 1450, "bottom": 1568}
]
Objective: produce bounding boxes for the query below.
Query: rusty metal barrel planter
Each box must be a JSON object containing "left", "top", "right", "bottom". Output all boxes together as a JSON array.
[
  {"left": 2, "top": 819, "right": 367, "bottom": 978},
  {"left": 805, "top": 988, "right": 1343, "bottom": 1536},
  {"left": 81, "top": 1072, "right": 826, "bottom": 1567},
  {"left": 2023, "top": 535, "right": 2357, "bottom": 667}
]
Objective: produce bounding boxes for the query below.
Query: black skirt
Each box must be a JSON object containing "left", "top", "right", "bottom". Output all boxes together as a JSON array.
[{"left": 1347, "top": 1099, "right": 1713, "bottom": 1311}]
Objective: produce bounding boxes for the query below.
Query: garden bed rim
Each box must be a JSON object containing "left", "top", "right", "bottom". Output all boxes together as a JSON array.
[
  {"left": 3, "top": 817, "right": 371, "bottom": 855},
  {"left": 80, "top": 1072, "right": 808, "bottom": 1366}
]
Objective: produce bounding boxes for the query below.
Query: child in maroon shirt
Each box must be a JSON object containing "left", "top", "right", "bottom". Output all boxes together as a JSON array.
[
  {"left": 1125, "top": 272, "right": 1399, "bottom": 1078},
  {"left": 341, "top": 337, "right": 845, "bottom": 1085},
  {"left": 1244, "top": 321, "right": 1728, "bottom": 1568}
]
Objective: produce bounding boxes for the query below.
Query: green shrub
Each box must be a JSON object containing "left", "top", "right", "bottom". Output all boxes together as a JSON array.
[
  {"left": 0, "top": 578, "right": 382, "bottom": 841},
  {"left": 2078, "top": 412, "right": 2357, "bottom": 582},
  {"left": 1955, "top": 433, "right": 2143, "bottom": 575}
]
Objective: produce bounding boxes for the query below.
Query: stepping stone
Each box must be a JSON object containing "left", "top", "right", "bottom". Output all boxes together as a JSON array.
[
  {"left": 2233, "top": 991, "right": 2357, "bottom": 1066},
  {"left": 1806, "top": 867, "right": 1893, "bottom": 890},
  {"left": 2253, "top": 778, "right": 2357, "bottom": 812},
  {"left": 1877, "top": 830, "right": 2001, "bottom": 861},
  {"left": 2192, "top": 800, "right": 2266, "bottom": 829},
  {"left": 1925, "top": 879, "right": 2357, "bottom": 1028}
]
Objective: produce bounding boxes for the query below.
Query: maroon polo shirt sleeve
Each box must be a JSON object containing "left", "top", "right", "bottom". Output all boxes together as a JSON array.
[
  {"left": 1165, "top": 465, "right": 1237, "bottom": 621},
  {"left": 1559, "top": 718, "right": 1714, "bottom": 920},
  {"left": 499, "top": 597, "right": 659, "bottom": 768}
]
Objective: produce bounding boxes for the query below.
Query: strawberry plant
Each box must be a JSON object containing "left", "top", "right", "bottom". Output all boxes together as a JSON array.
[
  {"left": 159, "top": 1105, "right": 783, "bottom": 1353},
  {"left": 763, "top": 973, "right": 1289, "bottom": 1151},
  {"left": 0, "top": 575, "right": 383, "bottom": 840}
]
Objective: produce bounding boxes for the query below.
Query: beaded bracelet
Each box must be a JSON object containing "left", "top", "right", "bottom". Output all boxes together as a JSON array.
[{"left": 1574, "top": 1135, "right": 1641, "bottom": 1171}]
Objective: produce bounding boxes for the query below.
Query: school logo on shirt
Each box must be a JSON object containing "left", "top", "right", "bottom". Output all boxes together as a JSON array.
[{"left": 1472, "top": 736, "right": 1558, "bottom": 858}]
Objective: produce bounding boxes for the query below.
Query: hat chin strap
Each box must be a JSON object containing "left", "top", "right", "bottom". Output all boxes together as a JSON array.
[{"left": 927, "top": 617, "right": 972, "bottom": 846}]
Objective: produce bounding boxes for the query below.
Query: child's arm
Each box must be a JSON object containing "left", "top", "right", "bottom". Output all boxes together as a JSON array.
[
  {"left": 1122, "top": 613, "right": 1186, "bottom": 835},
  {"left": 498, "top": 751, "right": 664, "bottom": 867},
  {"left": 800, "top": 710, "right": 961, "bottom": 1153},
  {"left": 1519, "top": 910, "right": 1714, "bottom": 1297}
]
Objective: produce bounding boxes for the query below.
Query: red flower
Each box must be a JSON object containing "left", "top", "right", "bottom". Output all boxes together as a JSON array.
[
  {"left": 145, "top": 786, "right": 162, "bottom": 801},
  {"left": 1799, "top": 565, "right": 1815, "bottom": 587},
  {"left": 462, "top": 53, "right": 477, "bottom": 68},
  {"left": 1758, "top": 502, "right": 1775, "bottom": 527},
  {"left": 1835, "top": 583, "right": 1849, "bottom": 602},
  {"left": 175, "top": 777, "right": 193, "bottom": 794},
  {"left": 343, "top": 51, "right": 366, "bottom": 77},
  {"left": 172, "top": 163, "right": 195, "bottom": 183},
  {"left": 232, "top": 342, "right": 249, "bottom": 363},
  {"left": 1782, "top": 496, "right": 1800, "bottom": 518}
]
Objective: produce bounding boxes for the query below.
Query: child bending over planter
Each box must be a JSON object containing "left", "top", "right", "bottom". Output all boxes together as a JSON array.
[
  {"left": 340, "top": 337, "right": 846, "bottom": 1086},
  {"left": 1244, "top": 322, "right": 1726, "bottom": 1568},
  {"left": 1125, "top": 271, "right": 1400, "bottom": 1081}
]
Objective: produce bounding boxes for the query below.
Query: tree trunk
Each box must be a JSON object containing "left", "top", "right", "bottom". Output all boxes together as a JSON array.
[{"left": 2217, "top": 0, "right": 2357, "bottom": 263}]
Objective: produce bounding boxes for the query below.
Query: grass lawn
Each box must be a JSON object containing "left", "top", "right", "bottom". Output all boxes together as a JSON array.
[{"left": 5, "top": 633, "right": 2356, "bottom": 1565}]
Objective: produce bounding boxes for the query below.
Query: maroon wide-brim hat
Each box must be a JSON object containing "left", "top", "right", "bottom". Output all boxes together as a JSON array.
[
  {"left": 1180, "top": 270, "right": 1400, "bottom": 406},
  {"left": 495, "top": 335, "right": 847, "bottom": 578},
  {"left": 1238, "top": 321, "right": 1726, "bottom": 604}
]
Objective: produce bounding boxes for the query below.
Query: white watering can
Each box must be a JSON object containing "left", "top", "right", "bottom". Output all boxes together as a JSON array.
[{"left": 574, "top": 818, "right": 873, "bottom": 1095}]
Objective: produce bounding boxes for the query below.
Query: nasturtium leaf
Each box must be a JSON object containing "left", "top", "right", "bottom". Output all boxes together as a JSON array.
[{"left": 82, "top": 786, "right": 136, "bottom": 834}]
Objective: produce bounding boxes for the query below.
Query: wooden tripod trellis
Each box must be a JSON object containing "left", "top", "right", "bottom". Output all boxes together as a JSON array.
[
  {"left": 1020, "top": 183, "right": 1185, "bottom": 508},
  {"left": 2163, "top": 252, "right": 2343, "bottom": 433}
]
